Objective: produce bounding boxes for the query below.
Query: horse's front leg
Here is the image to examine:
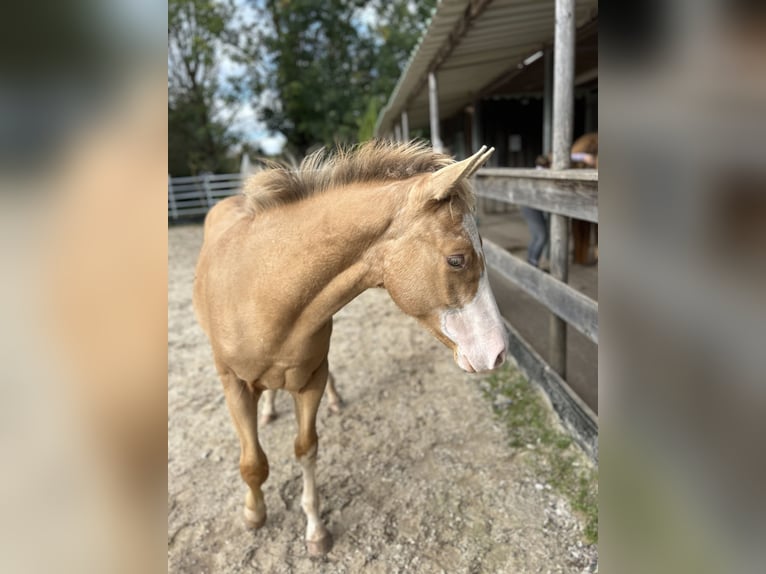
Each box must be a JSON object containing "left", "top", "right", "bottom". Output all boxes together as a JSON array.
[
  {"left": 219, "top": 369, "right": 269, "bottom": 529},
  {"left": 290, "top": 361, "right": 332, "bottom": 556}
]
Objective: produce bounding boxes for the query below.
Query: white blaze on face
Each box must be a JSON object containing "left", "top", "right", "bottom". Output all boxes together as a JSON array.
[{"left": 440, "top": 214, "right": 508, "bottom": 373}]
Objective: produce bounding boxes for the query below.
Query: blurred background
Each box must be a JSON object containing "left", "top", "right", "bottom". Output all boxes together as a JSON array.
[
  {"left": 601, "top": 1, "right": 766, "bottom": 573},
  {"left": 0, "top": 0, "right": 764, "bottom": 572}
]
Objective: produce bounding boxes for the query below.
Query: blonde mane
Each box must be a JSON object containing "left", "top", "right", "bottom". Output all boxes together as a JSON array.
[{"left": 242, "top": 139, "right": 474, "bottom": 214}]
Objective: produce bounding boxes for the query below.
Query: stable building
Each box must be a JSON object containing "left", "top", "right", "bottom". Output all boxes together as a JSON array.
[{"left": 376, "top": 0, "right": 599, "bottom": 457}]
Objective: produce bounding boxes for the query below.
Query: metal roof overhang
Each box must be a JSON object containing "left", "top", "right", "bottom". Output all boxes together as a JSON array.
[{"left": 375, "top": 0, "right": 599, "bottom": 136}]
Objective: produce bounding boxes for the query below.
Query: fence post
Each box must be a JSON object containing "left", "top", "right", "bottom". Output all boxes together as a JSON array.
[
  {"left": 202, "top": 173, "right": 214, "bottom": 209},
  {"left": 401, "top": 110, "right": 409, "bottom": 141},
  {"left": 549, "top": 0, "right": 575, "bottom": 378},
  {"left": 168, "top": 174, "right": 178, "bottom": 220},
  {"left": 543, "top": 47, "right": 554, "bottom": 156},
  {"left": 428, "top": 71, "right": 444, "bottom": 153}
]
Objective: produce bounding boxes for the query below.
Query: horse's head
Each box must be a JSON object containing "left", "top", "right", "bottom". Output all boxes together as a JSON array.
[{"left": 382, "top": 146, "right": 508, "bottom": 373}]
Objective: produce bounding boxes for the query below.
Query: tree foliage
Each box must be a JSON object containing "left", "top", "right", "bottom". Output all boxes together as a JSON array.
[
  {"left": 168, "top": 0, "right": 248, "bottom": 175},
  {"left": 254, "top": 0, "right": 437, "bottom": 155},
  {"left": 168, "top": 0, "right": 437, "bottom": 171}
]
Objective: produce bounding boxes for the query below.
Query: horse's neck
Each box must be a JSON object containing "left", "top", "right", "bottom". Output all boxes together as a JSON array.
[{"left": 260, "top": 182, "right": 403, "bottom": 332}]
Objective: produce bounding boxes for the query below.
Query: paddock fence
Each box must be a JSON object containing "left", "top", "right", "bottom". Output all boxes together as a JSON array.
[
  {"left": 168, "top": 173, "right": 244, "bottom": 221},
  {"left": 475, "top": 167, "right": 598, "bottom": 459}
]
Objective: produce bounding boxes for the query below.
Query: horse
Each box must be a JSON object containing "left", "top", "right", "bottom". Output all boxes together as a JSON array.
[
  {"left": 192, "top": 140, "right": 509, "bottom": 556},
  {"left": 535, "top": 132, "right": 599, "bottom": 264}
]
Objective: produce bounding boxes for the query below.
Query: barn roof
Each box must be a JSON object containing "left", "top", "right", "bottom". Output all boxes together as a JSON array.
[{"left": 375, "top": 0, "right": 599, "bottom": 136}]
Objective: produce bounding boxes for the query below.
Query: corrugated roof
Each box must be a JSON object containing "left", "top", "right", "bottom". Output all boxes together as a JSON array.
[{"left": 375, "top": 0, "right": 599, "bottom": 136}]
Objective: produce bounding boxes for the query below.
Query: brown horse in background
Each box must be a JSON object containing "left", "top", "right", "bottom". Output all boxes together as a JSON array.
[
  {"left": 193, "top": 141, "right": 508, "bottom": 555},
  {"left": 536, "top": 132, "right": 599, "bottom": 264}
]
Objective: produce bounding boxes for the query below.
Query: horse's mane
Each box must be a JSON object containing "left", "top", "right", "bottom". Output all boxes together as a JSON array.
[{"left": 243, "top": 139, "right": 473, "bottom": 214}]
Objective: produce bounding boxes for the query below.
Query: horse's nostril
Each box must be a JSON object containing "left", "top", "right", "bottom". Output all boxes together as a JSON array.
[{"left": 494, "top": 350, "right": 506, "bottom": 369}]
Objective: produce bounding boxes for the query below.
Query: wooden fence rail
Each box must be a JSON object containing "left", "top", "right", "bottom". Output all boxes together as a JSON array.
[
  {"left": 478, "top": 168, "right": 598, "bottom": 223},
  {"left": 503, "top": 317, "right": 598, "bottom": 459},
  {"left": 483, "top": 239, "right": 599, "bottom": 344},
  {"left": 475, "top": 169, "right": 599, "bottom": 459}
]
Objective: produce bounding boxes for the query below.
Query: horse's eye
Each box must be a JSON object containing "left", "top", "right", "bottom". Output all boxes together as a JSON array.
[{"left": 447, "top": 254, "right": 465, "bottom": 269}]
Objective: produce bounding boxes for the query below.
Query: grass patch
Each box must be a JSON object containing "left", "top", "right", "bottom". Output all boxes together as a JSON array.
[{"left": 480, "top": 365, "right": 598, "bottom": 544}]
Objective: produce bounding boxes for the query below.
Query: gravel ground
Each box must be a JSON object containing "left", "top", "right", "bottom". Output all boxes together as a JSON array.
[{"left": 168, "top": 224, "right": 597, "bottom": 573}]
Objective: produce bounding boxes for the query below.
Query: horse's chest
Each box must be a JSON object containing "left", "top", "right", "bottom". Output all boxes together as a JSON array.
[{"left": 225, "top": 328, "right": 331, "bottom": 392}]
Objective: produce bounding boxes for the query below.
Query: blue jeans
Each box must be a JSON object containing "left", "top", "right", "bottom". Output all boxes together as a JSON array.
[{"left": 520, "top": 207, "right": 549, "bottom": 267}]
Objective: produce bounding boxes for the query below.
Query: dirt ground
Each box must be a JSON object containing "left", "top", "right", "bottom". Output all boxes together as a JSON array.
[{"left": 168, "top": 224, "right": 597, "bottom": 573}]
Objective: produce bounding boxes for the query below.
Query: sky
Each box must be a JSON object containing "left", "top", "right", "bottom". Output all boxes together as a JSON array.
[
  {"left": 218, "top": 0, "right": 286, "bottom": 156},
  {"left": 217, "top": 0, "right": 384, "bottom": 157}
]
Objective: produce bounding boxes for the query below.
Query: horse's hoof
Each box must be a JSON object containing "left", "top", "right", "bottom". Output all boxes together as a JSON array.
[
  {"left": 327, "top": 400, "right": 343, "bottom": 415},
  {"left": 243, "top": 506, "right": 266, "bottom": 530},
  {"left": 306, "top": 532, "right": 333, "bottom": 556},
  {"left": 259, "top": 413, "right": 278, "bottom": 426}
]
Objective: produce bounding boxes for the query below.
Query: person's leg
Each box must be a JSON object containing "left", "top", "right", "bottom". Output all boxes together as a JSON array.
[{"left": 521, "top": 207, "right": 549, "bottom": 267}]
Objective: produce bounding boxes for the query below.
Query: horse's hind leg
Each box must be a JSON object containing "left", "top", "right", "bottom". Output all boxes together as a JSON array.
[
  {"left": 219, "top": 370, "right": 269, "bottom": 529},
  {"left": 260, "top": 389, "right": 278, "bottom": 426},
  {"left": 325, "top": 371, "right": 343, "bottom": 414},
  {"left": 290, "top": 362, "right": 333, "bottom": 556}
]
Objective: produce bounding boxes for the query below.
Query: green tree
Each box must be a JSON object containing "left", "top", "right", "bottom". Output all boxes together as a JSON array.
[
  {"left": 363, "top": 0, "right": 438, "bottom": 125},
  {"left": 254, "top": 0, "right": 436, "bottom": 155},
  {"left": 168, "top": 0, "right": 249, "bottom": 175},
  {"left": 357, "top": 97, "right": 379, "bottom": 142}
]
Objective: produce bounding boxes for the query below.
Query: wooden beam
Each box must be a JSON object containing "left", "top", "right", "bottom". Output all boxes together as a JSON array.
[
  {"left": 474, "top": 170, "right": 598, "bottom": 223},
  {"left": 478, "top": 168, "right": 598, "bottom": 182},
  {"left": 479, "top": 15, "right": 598, "bottom": 100},
  {"left": 552, "top": 0, "right": 575, "bottom": 171},
  {"left": 401, "top": 110, "right": 409, "bottom": 141},
  {"left": 543, "top": 47, "right": 553, "bottom": 155},
  {"left": 470, "top": 99, "right": 482, "bottom": 153},
  {"left": 428, "top": 72, "right": 444, "bottom": 152},
  {"left": 548, "top": 213, "right": 569, "bottom": 375},
  {"left": 483, "top": 239, "right": 598, "bottom": 344},
  {"left": 549, "top": 0, "right": 576, "bottom": 379}
]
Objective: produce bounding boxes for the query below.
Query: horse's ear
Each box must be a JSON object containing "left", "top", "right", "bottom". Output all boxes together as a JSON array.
[{"left": 429, "top": 146, "right": 495, "bottom": 201}]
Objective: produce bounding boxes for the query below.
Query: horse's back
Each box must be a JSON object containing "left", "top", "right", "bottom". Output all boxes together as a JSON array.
[
  {"left": 571, "top": 132, "right": 598, "bottom": 155},
  {"left": 194, "top": 194, "right": 249, "bottom": 338}
]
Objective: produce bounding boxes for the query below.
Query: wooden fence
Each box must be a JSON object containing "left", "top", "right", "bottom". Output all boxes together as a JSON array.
[
  {"left": 474, "top": 167, "right": 598, "bottom": 459},
  {"left": 464, "top": 0, "right": 599, "bottom": 459},
  {"left": 168, "top": 173, "right": 243, "bottom": 221}
]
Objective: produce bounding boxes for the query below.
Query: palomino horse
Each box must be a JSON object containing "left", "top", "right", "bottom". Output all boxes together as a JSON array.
[{"left": 193, "top": 140, "right": 509, "bottom": 555}]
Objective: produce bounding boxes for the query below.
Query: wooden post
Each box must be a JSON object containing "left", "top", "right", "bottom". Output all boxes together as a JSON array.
[
  {"left": 543, "top": 48, "right": 554, "bottom": 156},
  {"left": 428, "top": 71, "right": 444, "bottom": 152},
  {"left": 401, "top": 110, "right": 409, "bottom": 141},
  {"left": 394, "top": 124, "right": 402, "bottom": 142},
  {"left": 552, "top": 0, "right": 575, "bottom": 171},
  {"left": 469, "top": 99, "right": 487, "bottom": 221},
  {"left": 470, "top": 99, "right": 482, "bottom": 153},
  {"left": 168, "top": 175, "right": 178, "bottom": 220},
  {"left": 202, "top": 173, "right": 214, "bottom": 209},
  {"left": 549, "top": 0, "right": 575, "bottom": 378}
]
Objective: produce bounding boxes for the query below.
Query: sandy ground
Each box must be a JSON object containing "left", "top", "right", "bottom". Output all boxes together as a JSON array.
[{"left": 168, "top": 224, "right": 597, "bottom": 573}]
